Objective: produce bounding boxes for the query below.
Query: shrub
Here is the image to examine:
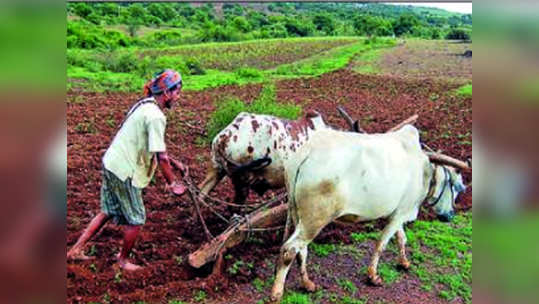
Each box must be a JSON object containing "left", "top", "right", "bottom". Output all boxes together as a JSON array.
[
  {"left": 446, "top": 28, "right": 471, "bottom": 40},
  {"left": 185, "top": 58, "right": 205, "bottom": 75},
  {"left": 98, "top": 51, "right": 138, "bottom": 73},
  {"left": 248, "top": 84, "right": 300, "bottom": 119},
  {"left": 235, "top": 67, "right": 262, "bottom": 79},
  {"left": 206, "top": 84, "right": 301, "bottom": 142},
  {"left": 145, "top": 30, "right": 183, "bottom": 46},
  {"left": 206, "top": 97, "right": 247, "bottom": 141}
]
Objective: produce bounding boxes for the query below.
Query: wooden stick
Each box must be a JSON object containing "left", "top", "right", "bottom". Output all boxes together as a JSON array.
[
  {"left": 188, "top": 204, "right": 288, "bottom": 268},
  {"left": 426, "top": 152, "right": 471, "bottom": 171},
  {"left": 387, "top": 114, "right": 419, "bottom": 132}
]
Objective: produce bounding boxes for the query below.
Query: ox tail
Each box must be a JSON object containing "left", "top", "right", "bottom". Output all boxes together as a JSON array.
[{"left": 283, "top": 155, "right": 310, "bottom": 242}]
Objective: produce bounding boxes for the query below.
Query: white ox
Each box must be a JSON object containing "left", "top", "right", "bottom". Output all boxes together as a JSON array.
[
  {"left": 270, "top": 126, "right": 466, "bottom": 301},
  {"left": 199, "top": 110, "right": 328, "bottom": 203}
]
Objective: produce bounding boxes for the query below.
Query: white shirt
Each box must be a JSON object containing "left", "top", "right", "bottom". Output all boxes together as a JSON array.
[{"left": 103, "top": 98, "right": 166, "bottom": 188}]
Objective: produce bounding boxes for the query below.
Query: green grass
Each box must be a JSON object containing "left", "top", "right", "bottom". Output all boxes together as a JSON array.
[
  {"left": 455, "top": 84, "right": 472, "bottom": 97},
  {"left": 378, "top": 262, "right": 401, "bottom": 285},
  {"left": 193, "top": 290, "right": 207, "bottom": 302},
  {"left": 252, "top": 277, "right": 265, "bottom": 292},
  {"left": 67, "top": 37, "right": 396, "bottom": 93},
  {"left": 309, "top": 242, "right": 337, "bottom": 258},
  {"left": 339, "top": 296, "right": 367, "bottom": 304},
  {"left": 350, "top": 231, "right": 379, "bottom": 243},
  {"left": 281, "top": 291, "right": 312, "bottom": 304},
  {"left": 406, "top": 213, "right": 472, "bottom": 303},
  {"left": 336, "top": 278, "right": 358, "bottom": 294},
  {"left": 352, "top": 47, "right": 389, "bottom": 75},
  {"left": 206, "top": 83, "right": 301, "bottom": 142}
]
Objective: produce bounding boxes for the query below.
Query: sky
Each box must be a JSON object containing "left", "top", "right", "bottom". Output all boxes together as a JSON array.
[{"left": 389, "top": 2, "right": 472, "bottom": 14}]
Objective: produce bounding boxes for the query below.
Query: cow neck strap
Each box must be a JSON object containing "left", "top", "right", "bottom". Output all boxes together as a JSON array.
[{"left": 426, "top": 164, "right": 451, "bottom": 207}]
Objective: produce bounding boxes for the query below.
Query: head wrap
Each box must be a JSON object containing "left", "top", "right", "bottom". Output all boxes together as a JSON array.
[{"left": 143, "top": 69, "right": 182, "bottom": 97}]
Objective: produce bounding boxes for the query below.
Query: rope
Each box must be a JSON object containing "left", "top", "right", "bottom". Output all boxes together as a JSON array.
[{"left": 182, "top": 171, "right": 288, "bottom": 232}]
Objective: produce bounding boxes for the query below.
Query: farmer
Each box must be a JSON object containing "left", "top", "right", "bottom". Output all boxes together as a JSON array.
[{"left": 67, "top": 69, "right": 187, "bottom": 271}]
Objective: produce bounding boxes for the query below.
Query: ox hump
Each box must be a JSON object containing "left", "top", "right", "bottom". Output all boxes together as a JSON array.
[{"left": 394, "top": 124, "right": 421, "bottom": 152}]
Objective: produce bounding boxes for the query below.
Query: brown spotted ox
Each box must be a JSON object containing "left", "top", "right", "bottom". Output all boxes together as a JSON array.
[
  {"left": 199, "top": 110, "right": 328, "bottom": 203},
  {"left": 270, "top": 126, "right": 467, "bottom": 302}
]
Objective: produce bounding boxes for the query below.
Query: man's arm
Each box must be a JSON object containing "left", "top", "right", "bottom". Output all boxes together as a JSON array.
[{"left": 157, "top": 151, "right": 186, "bottom": 196}]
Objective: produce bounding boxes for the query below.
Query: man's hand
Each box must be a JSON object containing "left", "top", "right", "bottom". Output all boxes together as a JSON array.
[{"left": 166, "top": 181, "right": 187, "bottom": 196}]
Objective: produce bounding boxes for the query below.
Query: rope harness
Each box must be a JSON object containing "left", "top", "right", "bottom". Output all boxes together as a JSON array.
[
  {"left": 426, "top": 164, "right": 454, "bottom": 207},
  {"left": 182, "top": 170, "right": 287, "bottom": 241}
]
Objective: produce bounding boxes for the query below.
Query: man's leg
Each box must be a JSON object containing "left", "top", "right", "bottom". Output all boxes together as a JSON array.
[
  {"left": 67, "top": 212, "right": 110, "bottom": 260},
  {"left": 117, "top": 225, "right": 143, "bottom": 271}
]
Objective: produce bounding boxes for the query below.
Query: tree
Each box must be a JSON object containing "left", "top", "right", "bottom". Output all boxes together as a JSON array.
[
  {"left": 284, "top": 18, "right": 313, "bottom": 37},
  {"left": 73, "top": 3, "right": 93, "bottom": 18},
  {"left": 354, "top": 15, "right": 393, "bottom": 37},
  {"left": 393, "top": 14, "right": 419, "bottom": 36},
  {"left": 148, "top": 3, "right": 177, "bottom": 23},
  {"left": 127, "top": 4, "right": 147, "bottom": 25},
  {"left": 231, "top": 16, "right": 252, "bottom": 33},
  {"left": 313, "top": 13, "right": 335, "bottom": 35}
]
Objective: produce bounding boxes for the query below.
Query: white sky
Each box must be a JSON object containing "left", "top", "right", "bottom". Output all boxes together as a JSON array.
[{"left": 389, "top": 3, "right": 472, "bottom": 14}]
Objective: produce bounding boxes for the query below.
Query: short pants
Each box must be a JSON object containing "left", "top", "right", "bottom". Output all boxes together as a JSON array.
[{"left": 100, "top": 169, "right": 146, "bottom": 226}]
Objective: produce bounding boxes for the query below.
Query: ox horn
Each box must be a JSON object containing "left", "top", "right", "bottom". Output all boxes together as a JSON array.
[
  {"left": 337, "top": 105, "right": 365, "bottom": 133},
  {"left": 426, "top": 152, "right": 471, "bottom": 171}
]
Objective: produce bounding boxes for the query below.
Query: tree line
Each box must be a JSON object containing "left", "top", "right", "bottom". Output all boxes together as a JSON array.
[{"left": 67, "top": 2, "right": 472, "bottom": 49}]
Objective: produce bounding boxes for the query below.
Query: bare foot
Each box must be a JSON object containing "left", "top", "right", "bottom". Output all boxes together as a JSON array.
[
  {"left": 118, "top": 259, "right": 143, "bottom": 271},
  {"left": 67, "top": 248, "right": 94, "bottom": 261}
]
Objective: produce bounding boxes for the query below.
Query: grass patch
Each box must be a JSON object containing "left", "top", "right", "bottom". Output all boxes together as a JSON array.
[
  {"left": 252, "top": 277, "right": 265, "bottom": 292},
  {"left": 339, "top": 296, "right": 367, "bottom": 304},
  {"left": 193, "top": 290, "right": 207, "bottom": 302},
  {"left": 206, "top": 83, "right": 301, "bottom": 142},
  {"left": 350, "top": 231, "right": 379, "bottom": 243},
  {"left": 337, "top": 278, "right": 358, "bottom": 294},
  {"left": 67, "top": 37, "right": 396, "bottom": 93},
  {"left": 454, "top": 84, "right": 472, "bottom": 98},
  {"left": 281, "top": 291, "right": 312, "bottom": 304},
  {"left": 378, "top": 263, "right": 401, "bottom": 285},
  {"left": 406, "top": 212, "right": 472, "bottom": 303},
  {"left": 309, "top": 242, "right": 337, "bottom": 258},
  {"left": 352, "top": 47, "right": 388, "bottom": 75}
]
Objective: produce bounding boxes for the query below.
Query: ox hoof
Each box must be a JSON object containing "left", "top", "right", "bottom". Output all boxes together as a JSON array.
[
  {"left": 398, "top": 260, "right": 411, "bottom": 271},
  {"left": 270, "top": 292, "right": 283, "bottom": 304},
  {"left": 368, "top": 275, "right": 383, "bottom": 286},
  {"left": 302, "top": 279, "right": 317, "bottom": 292}
]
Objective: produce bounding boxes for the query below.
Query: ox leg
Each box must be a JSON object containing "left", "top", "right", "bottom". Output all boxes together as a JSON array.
[
  {"left": 232, "top": 178, "right": 249, "bottom": 204},
  {"left": 198, "top": 166, "right": 225, "bottom": 195},
  {"left": 396, "top": 227, "right": 410, "bottom": 270},
  {"left": 297, "top": 245, "right": 316, "bottom": 292},
  {"left": 368, "top": 220, "right": 402, "bottom": 286},
  {"left": 271, "top": 230, "right": 305, "bottom": 303}
]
